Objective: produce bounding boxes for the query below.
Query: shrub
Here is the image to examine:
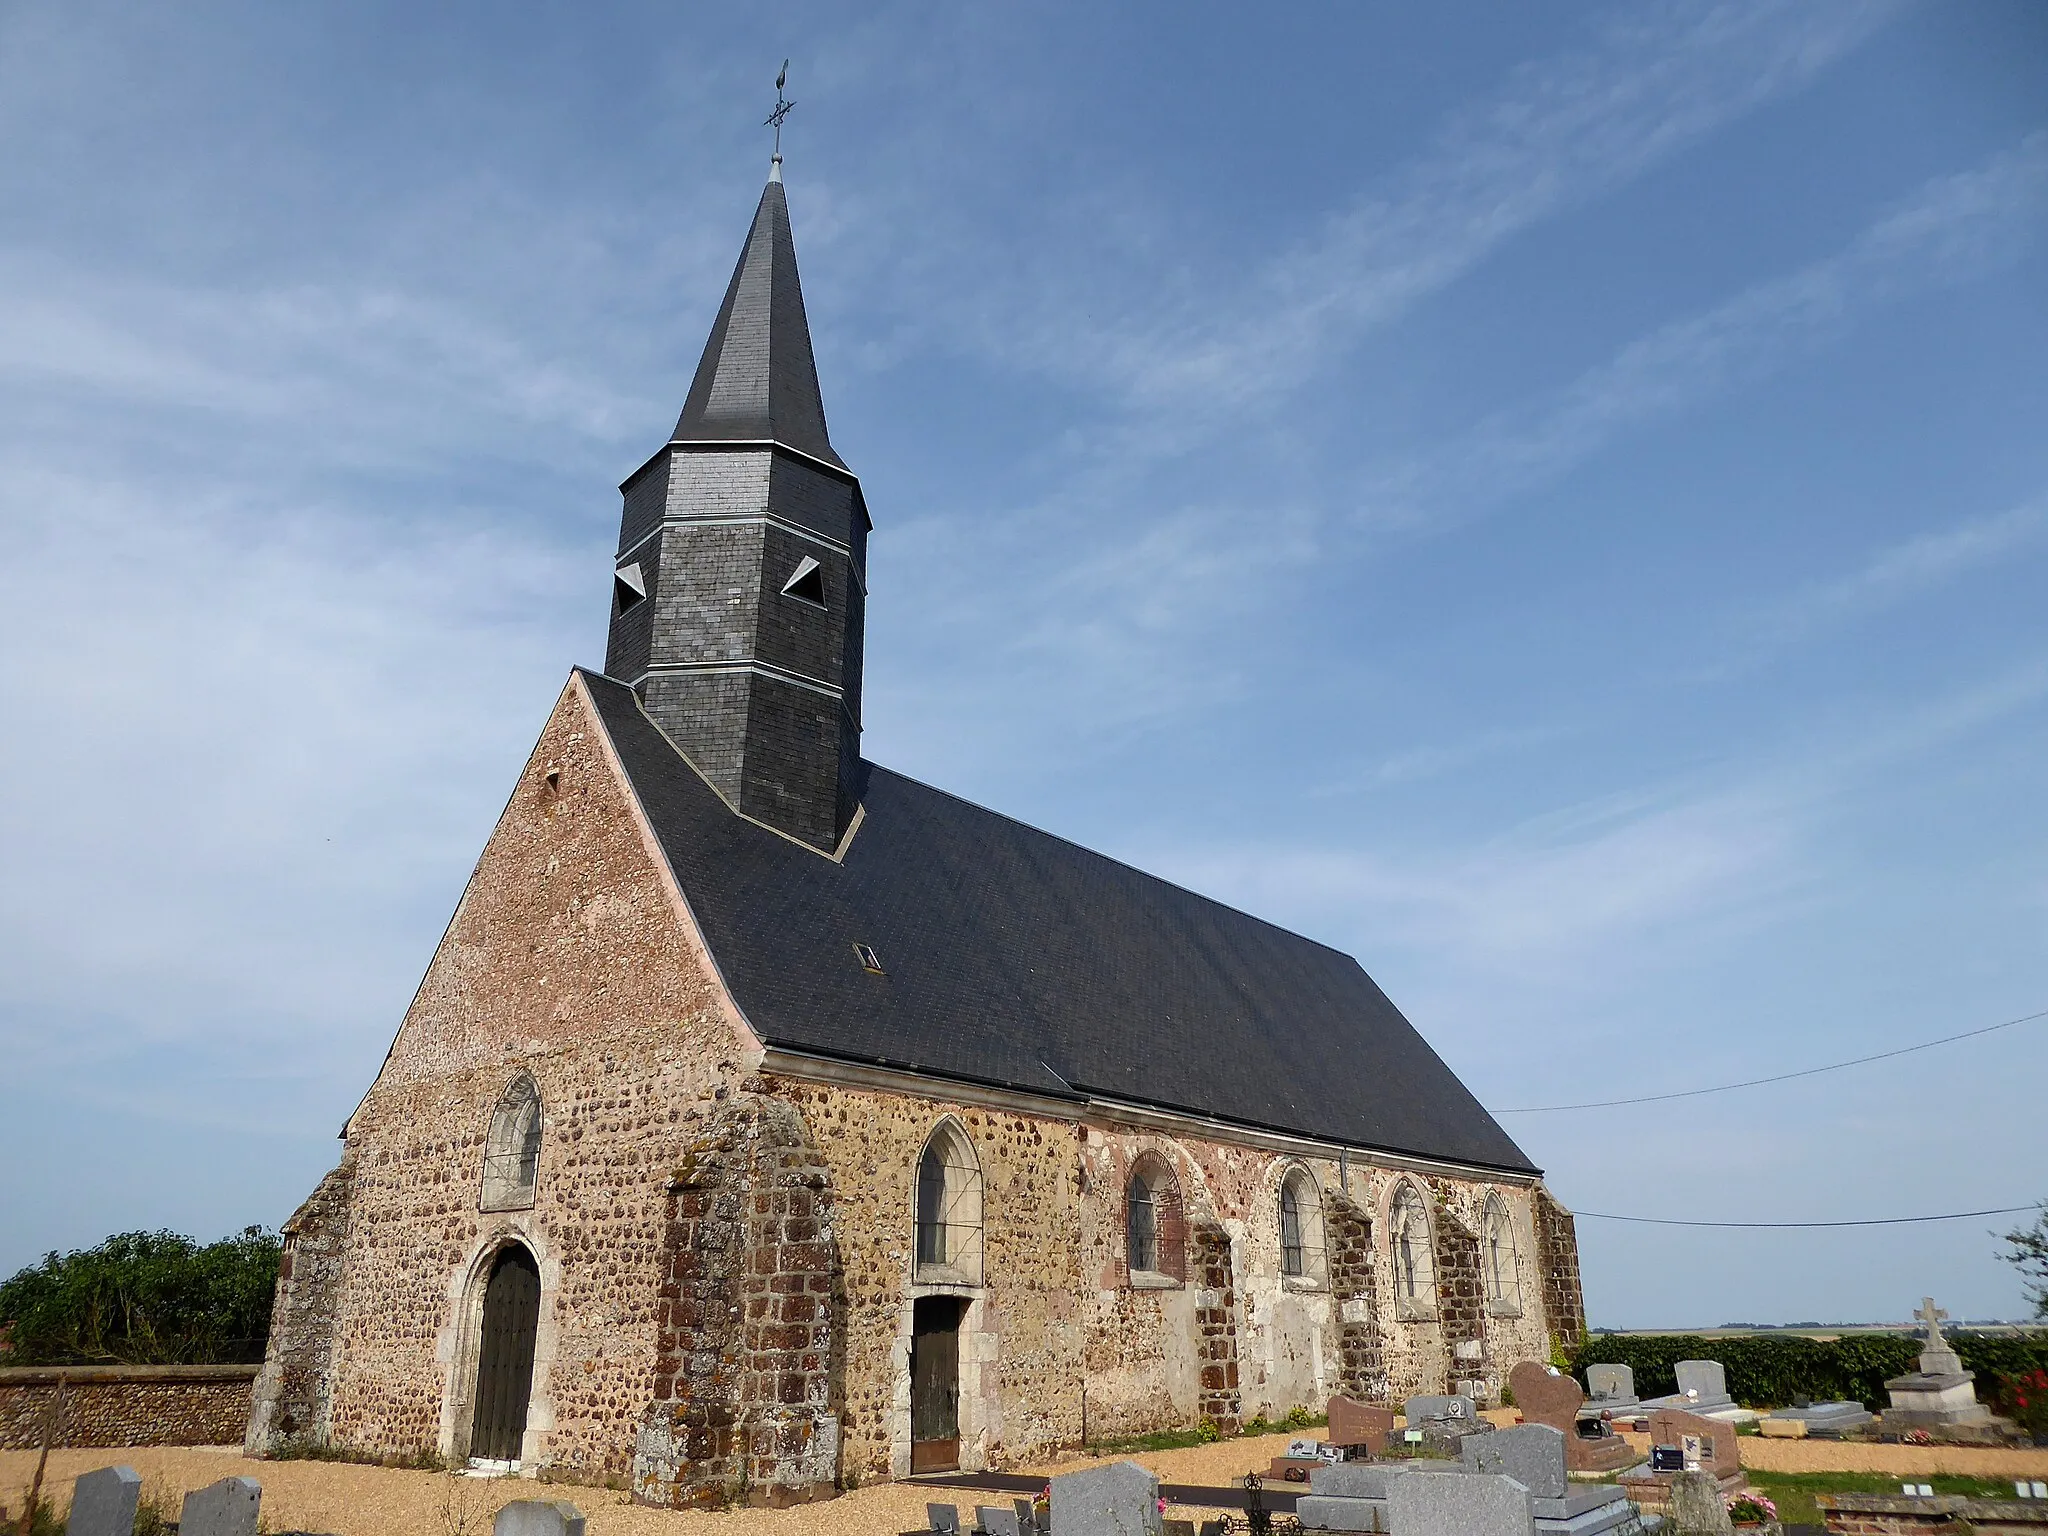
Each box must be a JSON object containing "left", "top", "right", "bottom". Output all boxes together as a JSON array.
[
  {"left": 1567, "top": 1330, "right": 2048, "bottom": 1410},
  {"left": 0, "top": 1227, "right": 282, "bottom": 1366}
]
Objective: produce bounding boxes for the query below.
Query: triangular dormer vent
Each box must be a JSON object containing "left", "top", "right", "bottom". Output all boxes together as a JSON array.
[
  {"left": 613, "top": 561, "right": 648, "bottom": 615},
  {"left": 780, "top": 555, "right": 825, "bottom": 607}
]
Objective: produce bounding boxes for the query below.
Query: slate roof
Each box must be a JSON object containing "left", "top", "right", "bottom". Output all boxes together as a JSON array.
[
  {"left": 669, "top": 175, "right": 845, "bottom": 470},
  {"left": 582, "top": 669, "right": 1538, "bottom": 1175}
]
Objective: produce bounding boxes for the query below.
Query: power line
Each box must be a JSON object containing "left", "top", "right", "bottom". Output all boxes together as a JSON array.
[
  {"left": 1493, "top": 1006, "right": 2048, "bottom": 1113},
  {"left": 1574, "top": 1204, "right": 2040, "bottom": 1230}
]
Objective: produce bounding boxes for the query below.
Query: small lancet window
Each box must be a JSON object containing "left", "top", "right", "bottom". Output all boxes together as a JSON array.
[
  {"left": 480, "top": 1073, "right": 543, "bottom": 1212},
  {"left": 1484, "top": 1194, "right": 1523, "bottom": 1315},
  {"left": 853, "top": 942, "right": 884, "bottom": 974},
  {"left": 914, "top": 1120, "right": 984, "bottom": 1284},
  {"left": 1126, "top": 1153, "right": 1185, "bottom": 1282},
  {"left": 1279, "top": 1166, "right": 1324, "bottom": 1280},
  {"left": 780, "top": 555, "right": 826, "bottom": 607},
  {"left": 613, "top": 561, "right": 648, "bottom": 616},
  {"left": 1390, "top": 1181, "right": 1437, "bottom": 1318}
]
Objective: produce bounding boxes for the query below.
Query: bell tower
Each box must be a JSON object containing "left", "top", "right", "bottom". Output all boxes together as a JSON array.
[{"left": 604, "top": 163, "right": 869, "bottom": 853}]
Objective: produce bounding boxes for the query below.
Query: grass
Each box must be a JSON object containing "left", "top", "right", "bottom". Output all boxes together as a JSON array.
[{"left": 1743, "top": 1470, "right": 2025, "bottom": 1527}]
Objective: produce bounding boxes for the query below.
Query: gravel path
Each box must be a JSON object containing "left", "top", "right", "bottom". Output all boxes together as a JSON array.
[{"left": 7, "top": 1430, "right": 2046, "bottom": 1534}]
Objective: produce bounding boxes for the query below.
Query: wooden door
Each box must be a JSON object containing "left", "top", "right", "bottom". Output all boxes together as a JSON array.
[
  {"left": 470, "top": 1247, "right": 540, "bottom": 1462},
  {"left": 910, "top": 1295, "right": 963, "bottom": 1473}
]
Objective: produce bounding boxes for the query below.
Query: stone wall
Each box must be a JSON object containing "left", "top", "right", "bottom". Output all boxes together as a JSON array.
[
  {"left": 1322, "top": 1190, "right": 1385, "bottom": 1401},
  {"left": 246, "top": 1154, "right": 355, "bottom": 1453},
  {"left": 1188, "top": 1223, "right": 1241, "bottom": 1433},
  {"left": 1431, "top": 1202, "right": 1486, "bottom": 1396},
  {"left": 1533, "top": 1187, "right": 1586, "bottom": 1348},
  {"left": 0, "top": 1367, "right": 258, "bottom": 1448},
  {"left": 301, "top": 676, "right": 753, "bottom": 1473},
  {"left": 632, "top": 1092, "right": 840, "bottom": 1509}
]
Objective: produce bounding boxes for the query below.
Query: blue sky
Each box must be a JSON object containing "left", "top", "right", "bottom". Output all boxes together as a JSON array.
[{"left": 1, "top": 0, "right": 2044, "bottom": 1328}]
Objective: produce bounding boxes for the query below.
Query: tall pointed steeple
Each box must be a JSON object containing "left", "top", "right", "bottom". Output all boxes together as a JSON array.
[
  {"left": 603, "top": 168, "right": 869, "bottom": 854},
  {"left": 670, "top": 173, "right": 845, "bottom": 470}
]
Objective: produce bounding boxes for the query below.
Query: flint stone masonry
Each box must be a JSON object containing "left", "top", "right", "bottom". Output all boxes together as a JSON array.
[
  {"left": 247, "top": 1158, "right": 354, "bottom": 1453},
  {"left": 180, "top": 1476, "right": 261, "bottom": 1536},
  {"left": 493, "top": 1500, "right": 588, "bottom": 1536},
  {"left": 1431, "top": 1204, "right": 1487, "bottom": 1395},
  {"left": 1052, "top": 1461, "right": 1162, "bottom": 1536},
  {"left": 65, "top": 1465, "right": 142, "bottom": 1536},
  {"left": 1533, "top": 1191, "right": 1585, "bottom": 1347},
  {"left": 0, "top": 1366, "right": 258, "bottom": 1449},
  {"left": 247, "top": 683, "right": 1585, "bottom": 1485}
]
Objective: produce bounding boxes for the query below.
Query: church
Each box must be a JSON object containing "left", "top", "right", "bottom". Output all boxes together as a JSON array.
[{"left": 245, "top": 154, "right": 1586, "bottom": 1509}]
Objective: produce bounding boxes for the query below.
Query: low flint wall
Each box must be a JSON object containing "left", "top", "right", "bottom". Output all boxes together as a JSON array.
[{"left": 0, "top": 1364, "right": 260, "bottom": 1448}]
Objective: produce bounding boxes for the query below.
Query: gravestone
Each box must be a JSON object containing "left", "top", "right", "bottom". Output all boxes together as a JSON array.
[
  {"left": 1586, "top": 1365, "right": 1638, "bottom": 1408},
  {"left": 928, "top": 1505, "right": 962, "bottom": 1534},
  {"left": 1400, "top": 1393, "right": 1491, "bottom": 1454},
  {"left": 1883, "top": 1295, "right": 1991, "bottom": 1428},
  {"left": 179, "top": 1478, "right": 262, "bottom": 1536},
  {"left": 1507, "top": 1361, "right": 1639, "bottom": 1473},
  {"left": 492, "top": 1501, "right": 587, "bottom": 1536},
  {"left": 1620, "top": 1409, "right": 1745, "bottom": 1510},
  {"left": 1464, "top": 1426, "right": 1646, "bottom": 1535},
  {"left": 1403, "top": 1395, "right": 1472, "bottom": 1424},
  {"left": 1387, "top": 1470, "right": 1535, "bottom": 1536},
  {"left": 1674, "top": 1361, "right": 1732, "bottom": 1412},
  {"left": 65, "top": 1465, "right": 142, "bottom": 1536},
  {"left": 1759, "top": 1400, "right": 1872, "bottom": 1439},
  {"left": 1051, "top": 1460, "right": 1162, "bottom": 1536},
  {"left": 1667, "top": 1470, "right": 1733, "bottom": 1534},
  {"left": 1464, "top": 1425, "right": 1567, "bottom": 1501},
  {"left": 1327, "top": 1396, "right": 1396, "bottom": 1455},
  {"left": 1015, "top": 1497, "right": 1043, "bottom": 1536},
  {"left": 978, "top": 1503, "right": 1023, "bottom": 1536},
  {"left": 1298, "top": 1459, "right": 1401, "bottom": 1525}
]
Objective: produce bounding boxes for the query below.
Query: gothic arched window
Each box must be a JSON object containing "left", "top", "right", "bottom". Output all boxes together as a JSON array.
[
  {"left": 480, "top": 1074, "right": 543, "bottom": 1212},
  {"left": 914, "top": 1120, "right": 984, "bottom": 1284},
  {"left": 1126, "top": 1153, "right": 1185, "bottom": 1282},
  {"left": 1483, "top": 1194, "right": 1523, "bottom": 1315},
  {"left": 1390, "top": 1182, "right": 1437, "bottom": 1319},
  {"left": 1280, "top": 1166, "right": 1324, "bottom": 1280}
]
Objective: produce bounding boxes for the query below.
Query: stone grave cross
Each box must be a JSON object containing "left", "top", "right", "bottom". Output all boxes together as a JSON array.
[{"left": 1918, "top": 1297, "right": 1949, "bottom": 1345}]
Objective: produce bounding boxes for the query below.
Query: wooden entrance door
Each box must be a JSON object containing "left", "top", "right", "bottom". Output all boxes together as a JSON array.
[
  {"left": 470, "top": 1246, "right": 540, "bottom": 1462},
  {"left": 909, "top": 1295, "right": 964, "bottom": 1473}
]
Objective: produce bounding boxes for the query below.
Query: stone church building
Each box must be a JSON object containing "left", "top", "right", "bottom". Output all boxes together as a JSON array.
[{"left": 246, "top": 159, "right": 1586, "bottom": 1507}]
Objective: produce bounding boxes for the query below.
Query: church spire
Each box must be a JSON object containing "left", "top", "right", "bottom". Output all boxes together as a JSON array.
[
  {"left": 670, "top": 174, "right": 845, "bottom": 470},
  {"left": 605, "top": 162, "right": 869, "bottom": 855}
]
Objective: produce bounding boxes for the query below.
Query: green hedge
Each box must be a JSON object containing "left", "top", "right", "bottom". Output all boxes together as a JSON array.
[{"left": 1567, "top": 1331, "right": 2048, "bottom": 1411}]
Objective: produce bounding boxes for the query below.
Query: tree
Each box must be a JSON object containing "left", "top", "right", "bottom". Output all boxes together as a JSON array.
[
  {"left": 0, "top": 1227, "right": 282, "bottom": 1365},
  {"left": 2002, "top": 1203, "right": 2048, "bottom": 1320}
]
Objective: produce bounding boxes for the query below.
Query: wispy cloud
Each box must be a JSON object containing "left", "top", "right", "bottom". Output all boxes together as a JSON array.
[
  {"left": 1763, "top": 494, "right": 2048, "bottom": 641},
  {"left": 1365, "top": 134, "right": 2048, "bottom": 527},
  {"left": 1010, "top": 0, "right": 1907, "bottom": 425}
]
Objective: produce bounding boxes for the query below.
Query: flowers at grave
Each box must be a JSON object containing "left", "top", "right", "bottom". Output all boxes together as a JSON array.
[
  {"left": 1725, "top": 1491, "right": 1778, "bottom": 1525},
  {"left": 2005, "top": 1368, "right": 2048, "bottom": 1438}
]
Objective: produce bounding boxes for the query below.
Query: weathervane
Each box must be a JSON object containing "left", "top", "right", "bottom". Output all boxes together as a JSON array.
[{"left": 765, "top": 60, "right": 794, "bottom": 165}]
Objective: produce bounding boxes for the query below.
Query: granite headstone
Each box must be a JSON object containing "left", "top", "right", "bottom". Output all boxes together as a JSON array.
[
  {"left": 65, "top": 1465, "right": 142, "bottom": 1536},
  {"left": 1051, "top": 1460, "right": 1162, "bottom": 1536},
  {"left": 492, "top": 1501, "right": 587, "bottom": 1536},
  {"left": 179, "top": 1478, "right": 262, "bottom": 1536},
  {"left": 928, "top": 1504, "right": 962, "bottom": 1533},
  {"left": 1387, "top": 1470, "right": 1535, "bottom": 1536},
  {"left": 1327, "top": 1396, "right": 1396, "bottom": 1455},
  {"left": 1586, "top": 1365, "right": 1637, "bottom": 1406},
  {"left": 1463, "top": 1424, "right": 1568, "bottom": 1501},
  {"left": 978, "top": 1504, "right": 1023, "bottom": 1536}
]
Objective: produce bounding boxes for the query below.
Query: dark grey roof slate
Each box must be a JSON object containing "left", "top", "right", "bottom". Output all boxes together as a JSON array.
[
  {"left": 582, "top": 670, "right": 1537, "bottom": 1175},
  {"left": 671, "top": 177, "right": 845, "bottom": 469}
]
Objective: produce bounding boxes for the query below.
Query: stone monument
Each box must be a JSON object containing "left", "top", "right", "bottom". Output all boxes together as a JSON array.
[
  {"left": 1883, "top": 1297, "right": 1990, "bottom": 1428},
  {"left": 1508, "top": 1361, "right": 1640, "bottom": 1473},
  {"left": 65, "top": 1466, "right": 143, "bottom": 1536},
  {"left": 1051, "top": 1460, "right": 1163, "bottom": 1536},
  {"left": 1327, "top": 1394, "right": 1396, "bottom": 1456},
  {"left": 1387, "top": 1469, "right": 1536, "bottom": 1536},
  {"left": 493, "top": 1501, "right": 587, "bottom": 1536},
  {"left": 1586, "top": 1364, "right": 1640, "bottom": 1412},
  {"left": 1464, "top": 1424, "right": 1647, "bottom": 1535},
  {"left": 1619, "top": 1408, "right": 1744, "bottom": 1511},
  {"left": 180, "top": 1478, "right": 262, "bottom": 1536}
]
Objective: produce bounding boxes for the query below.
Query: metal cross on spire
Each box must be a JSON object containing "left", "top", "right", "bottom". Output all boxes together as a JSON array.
[{"left": 765, "top": 60, "right": 795, "bottom": 168}]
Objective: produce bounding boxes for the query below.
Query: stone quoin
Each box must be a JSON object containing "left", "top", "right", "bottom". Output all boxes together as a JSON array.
[{"left": 245, "top": 155, "right": 1586, "bottom": 1503}]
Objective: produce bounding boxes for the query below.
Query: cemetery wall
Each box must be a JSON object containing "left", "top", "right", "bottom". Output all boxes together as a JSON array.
[
  {"left": 0, "top": 1366, "right": 258, "bottom": 1448},
  {"left": 301, "top": 678, "right": 755, "bottom": 1474}
]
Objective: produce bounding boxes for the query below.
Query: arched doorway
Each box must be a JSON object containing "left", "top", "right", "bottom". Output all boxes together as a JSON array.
[
  {"left": 909, "top": 1294, "right": 965, "bottom": 1473},
  {"left": 470, "top": 1245, "right": 540, "bottom": 1463}
]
